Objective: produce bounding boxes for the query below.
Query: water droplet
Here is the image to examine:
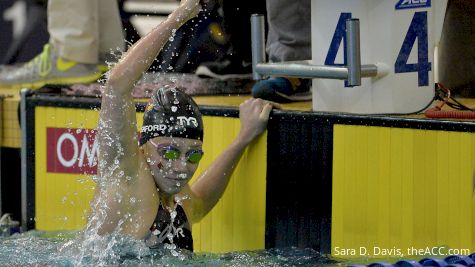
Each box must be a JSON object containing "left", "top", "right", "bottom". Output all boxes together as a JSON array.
[
  {"left": 167, "top": 233, "right": 174, "bottom": 240},
  {"left": 171, "top": 106, "right": 178, "bottom": 112}
]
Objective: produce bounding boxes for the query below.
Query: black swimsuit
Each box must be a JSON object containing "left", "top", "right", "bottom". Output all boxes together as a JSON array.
[{"left": 148, "top": 203, "right": 193, "bottom": 251}]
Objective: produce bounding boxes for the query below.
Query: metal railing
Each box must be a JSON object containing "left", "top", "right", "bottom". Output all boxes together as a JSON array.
[{"left": 251, "top": 14, "right": 380, "bottom": 87}]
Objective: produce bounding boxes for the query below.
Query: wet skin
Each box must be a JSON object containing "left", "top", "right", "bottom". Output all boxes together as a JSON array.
[{"left": 142, "top": 136, "right": 203, "bottom": 197}]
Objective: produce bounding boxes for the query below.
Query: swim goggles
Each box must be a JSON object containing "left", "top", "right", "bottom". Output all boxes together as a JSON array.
[{"left": 150, "top": 141, "right": 204, "bottom": 164}]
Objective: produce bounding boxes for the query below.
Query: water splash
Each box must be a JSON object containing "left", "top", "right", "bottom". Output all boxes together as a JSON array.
[
  {"left": 145, "top": 195, "right": 190, "bottom": 261},
  {"left": 0, "top": 232, "right": 340, "bottom": 266}
]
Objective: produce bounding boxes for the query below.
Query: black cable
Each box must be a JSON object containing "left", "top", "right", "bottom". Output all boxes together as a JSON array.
[
  {"left": 448, "top": 97, "right": 475, "bottom": 111},
  {"left": 365, "top": 95, "right": 437, "bottom": 116}
]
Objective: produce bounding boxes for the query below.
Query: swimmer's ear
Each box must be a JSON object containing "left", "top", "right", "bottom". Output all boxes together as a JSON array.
[{"left": 139, "top": 145, "right": 145, "bottom": 153}]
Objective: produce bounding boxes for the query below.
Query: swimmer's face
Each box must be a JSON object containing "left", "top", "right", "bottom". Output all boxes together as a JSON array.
[{"left": 144, "top": 136, "right": 203, "bottom": 195}]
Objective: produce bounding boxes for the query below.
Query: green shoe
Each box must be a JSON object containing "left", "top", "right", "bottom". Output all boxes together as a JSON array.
[{"left": 0, "top": 44, "right": 107, "bottom": 90}]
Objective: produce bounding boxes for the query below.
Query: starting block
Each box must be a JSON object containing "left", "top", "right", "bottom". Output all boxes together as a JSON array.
[{"left": 311, "top": 0, "right": 448, "bottom": 113}]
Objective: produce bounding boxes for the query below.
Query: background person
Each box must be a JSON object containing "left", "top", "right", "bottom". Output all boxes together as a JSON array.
[
  {"left": 251, "top": 0, "right": 312, "bottom": 103},
  {"left": 0, "top": 0, "right": 125, "bottom": 90}
]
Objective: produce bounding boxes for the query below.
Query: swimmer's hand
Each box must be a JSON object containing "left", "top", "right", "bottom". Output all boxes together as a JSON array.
[
  {"left": 237, "top": 98, "right": 281, "bottom": 144},
  {"left": 175, "top": 0, "right": 201, "bottom": 24}
]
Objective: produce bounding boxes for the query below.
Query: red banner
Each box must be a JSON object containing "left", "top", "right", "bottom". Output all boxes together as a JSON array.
[{"left": 47, "top": 128, "right": 98, "bottom": 174}]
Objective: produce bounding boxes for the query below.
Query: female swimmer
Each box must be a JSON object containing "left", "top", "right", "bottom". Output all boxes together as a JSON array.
[{"left": 88, "top": 0, "right": 279, "bottom": 250}]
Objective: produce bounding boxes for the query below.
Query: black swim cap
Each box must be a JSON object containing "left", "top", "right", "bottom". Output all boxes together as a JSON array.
[{"left": 139, "top": 87, "right": 203, "bottom": 146}]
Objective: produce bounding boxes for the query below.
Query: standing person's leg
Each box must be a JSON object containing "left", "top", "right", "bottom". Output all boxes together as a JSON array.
[
  {"left": 0, "top": 0, "right": 121, "bottom": 89},
  {"left": 266, "top": 0, "right": 311, "bottom": 62},
  {"left": 49, "top": 0, "right": 99, "bottom": 63},
  {"left": 98, "top": 0, "right": 125, "bottom": 61},
  {"left": 50, "top": 0, "right": 124, "bottom": 63},
  {"left": 252, "top": 0, "right": 312, "bottom": 103}
]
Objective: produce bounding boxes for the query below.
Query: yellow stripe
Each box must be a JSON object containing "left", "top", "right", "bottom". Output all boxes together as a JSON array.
[
  {"left": 191, "top": 116, "right": 266, "bottom": 252},
  {"left": 1, "top": 95, "right": 22, "bottom": 148},
  {"left": 332, "top": 125, "right": 475, "bottom": 259},
  {"left": 56, "top": 57, "right": 77, "bottom": 72}
]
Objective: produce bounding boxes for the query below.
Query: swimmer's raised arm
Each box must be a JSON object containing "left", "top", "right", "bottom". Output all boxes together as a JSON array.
[
  {"left": 107, "top": 0, "right": 200, "bottom": 95},
  {"left": 89, "top": 0, "right": 201, "bottom": 237},
  {"left": 97, "top": 0, "right": 201, "bottom": 178}
]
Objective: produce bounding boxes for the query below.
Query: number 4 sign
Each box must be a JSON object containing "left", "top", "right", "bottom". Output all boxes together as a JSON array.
[{"left": 311, "top": 0, "right": 447, "bottom": 114}]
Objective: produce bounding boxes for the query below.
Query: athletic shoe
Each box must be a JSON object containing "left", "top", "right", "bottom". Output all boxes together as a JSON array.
[
  {"left": 251, "top": 77, "right": 312, "bottom": 103},
  {"left": 0, "top": 44, "right": 107, "bottom": 90},
  {"left": 195, "top": 59, "right": 252, "bottom": 80}
]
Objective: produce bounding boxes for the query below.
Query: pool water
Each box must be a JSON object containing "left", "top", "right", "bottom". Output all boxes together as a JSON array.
[{"left": 0, "top": 231, "right": 342, "bottom": 266}]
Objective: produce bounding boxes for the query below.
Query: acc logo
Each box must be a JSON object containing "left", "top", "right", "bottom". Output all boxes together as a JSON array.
[{"left": 395, "top": 0, "right": 431, "bottom": 10}]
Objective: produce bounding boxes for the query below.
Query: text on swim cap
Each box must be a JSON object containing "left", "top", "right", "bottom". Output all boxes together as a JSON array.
[
  {"left": 141, "top": 116, "right": 199, "bottom": 133},
  {"left": 141, "top": 124, "right": 167, "bottom": 132},
  {"left": 176, "top": 116, "right": 198, "bottom": 127}
]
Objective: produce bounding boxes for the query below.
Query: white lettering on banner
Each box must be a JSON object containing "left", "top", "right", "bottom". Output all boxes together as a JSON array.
[
  {"left": 396, "top": 0, "right": 430, "bottom": 10},
  {"left": 56, "top": 132, "right": 98, "bottom": 168},
  {"left": 56, "top": 133, "right": 79, "bottom": 167},
  {"left": 401, "top": 0, "right": 427, "bottom": 5},
  {"left": 78, "top": 134, "right": 98, "bottom": 168}
]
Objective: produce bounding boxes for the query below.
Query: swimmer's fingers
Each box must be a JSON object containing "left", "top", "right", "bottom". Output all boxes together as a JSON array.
[
  {"left": 240, "top": 98, "right": 279, "bottom": 120},
  {"left": 178, "top": 0, "right": 201, "bottom": 20},
  {"left": 180, "top": 0, "right": 201, "bottom": 9},
  {"left": 250, "top": 98, "right": 281, "bottom": 109},
  {"left": 238, "top": 98, "right": 280, "bottom": 143},
  {"left": 259, "top": 103, "right": 273, "bottom": 121},
  {"left": 253, "top": 98, "right": 280, "bottom": 120},
  {"left": 262, "top": 100, "right": 282, "bottom": 110}
]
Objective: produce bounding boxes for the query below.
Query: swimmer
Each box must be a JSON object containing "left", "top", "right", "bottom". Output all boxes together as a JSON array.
[{"left": 87, "top": 0, "right": 279, "bottom": 251}]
